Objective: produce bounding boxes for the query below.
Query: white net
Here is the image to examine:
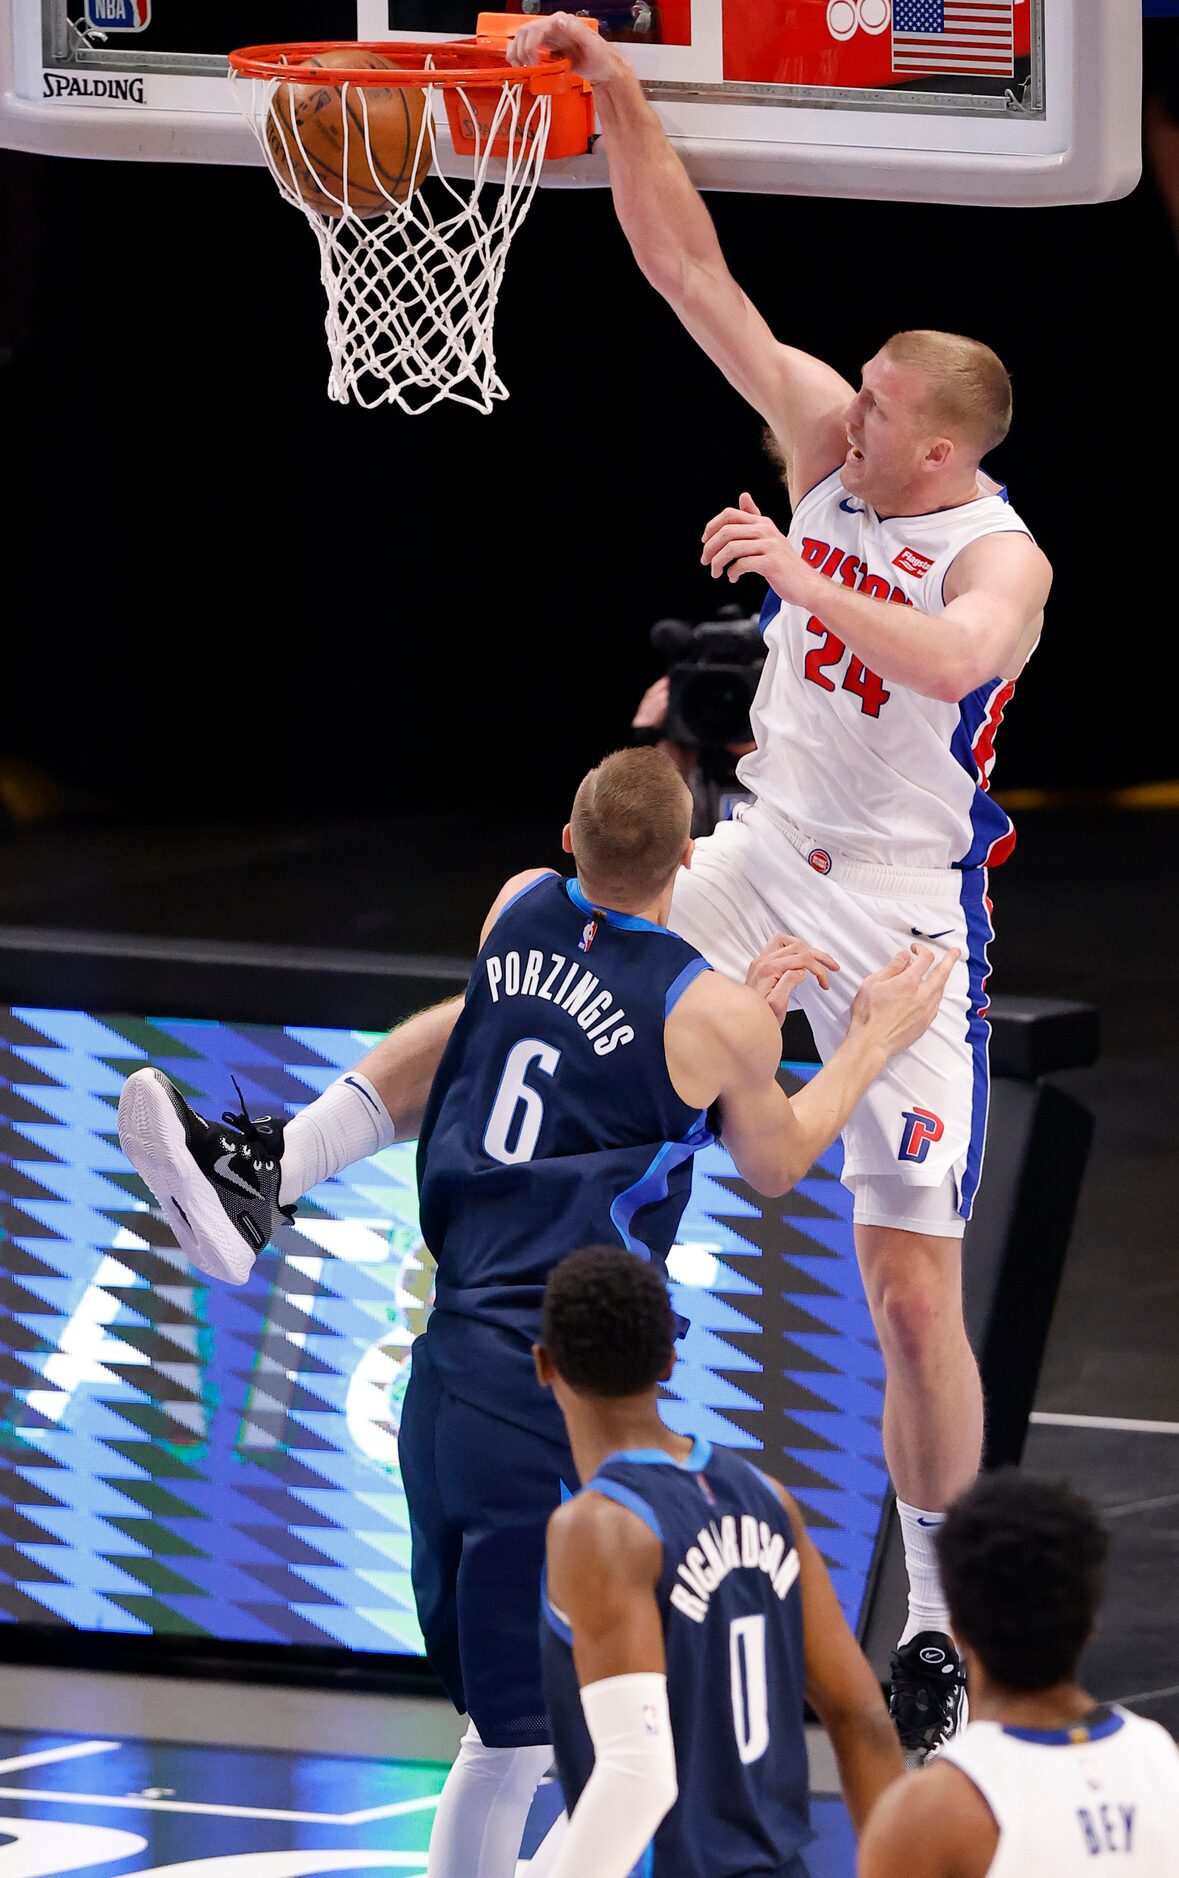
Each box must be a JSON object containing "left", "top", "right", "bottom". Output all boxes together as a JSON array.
[{"left": 230, "top": 62, "right": 553, "bottom": 415}]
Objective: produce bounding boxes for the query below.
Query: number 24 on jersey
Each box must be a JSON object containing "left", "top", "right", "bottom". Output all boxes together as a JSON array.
[{"left": 803, "top": 617, "right": 891, "bottom": 718}]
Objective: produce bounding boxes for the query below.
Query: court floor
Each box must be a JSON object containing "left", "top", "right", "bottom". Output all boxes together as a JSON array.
[{"left": 0, "top": 1724, "right": 856, "bottom": 1876}]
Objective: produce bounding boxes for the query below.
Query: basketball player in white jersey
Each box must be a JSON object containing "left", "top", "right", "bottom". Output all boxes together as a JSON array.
[
  {"left": 858, "top": 1470, "right": 1179, "bottom": 1875},
  {"left": 508, "top": 12, "right": 1055, "bottom": 1758}
]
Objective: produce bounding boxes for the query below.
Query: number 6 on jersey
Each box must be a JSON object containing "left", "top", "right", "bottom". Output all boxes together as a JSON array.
[{"left": 483, "top": 1038, "right": 562, "bottom": 1166}]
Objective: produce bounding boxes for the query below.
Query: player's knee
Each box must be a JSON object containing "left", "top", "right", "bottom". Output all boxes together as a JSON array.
[
  {"left": 859, "top": 1228, "right": 957, "bottom": 1369},
  {"left": 452, "top": 1723, "right": 551, "bottom": 1790},
  {"left": 876, "top": 1274, "right": 942, "bottom": 1369}
]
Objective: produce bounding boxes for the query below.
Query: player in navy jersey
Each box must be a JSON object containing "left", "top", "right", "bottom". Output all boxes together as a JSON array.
[
  {"left": 402, "top": 750, "right": 948, "bottom": 1877},
  {"left": 535, "top": 1245, "right": 903, "bottom": 1878},
  {"left": 118, "top": 747, "right": 953, "bottom": 1878}
]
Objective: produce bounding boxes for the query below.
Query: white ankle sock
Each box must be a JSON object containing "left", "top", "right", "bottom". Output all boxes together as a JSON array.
[
  {"left": 278, "top": 1071, "right": 396, "bottom": 1206},
  {"left": 896, "top": 1499, "right": 953, "bottom": 1645},
  {"left": 427, "top": 1722, "right": 552, "bottom": 1878}
]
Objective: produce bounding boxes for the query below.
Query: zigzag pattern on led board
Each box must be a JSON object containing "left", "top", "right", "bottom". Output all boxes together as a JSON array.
[{"left": 0, "top": 1010, "right": 887, "bottom": 1650}]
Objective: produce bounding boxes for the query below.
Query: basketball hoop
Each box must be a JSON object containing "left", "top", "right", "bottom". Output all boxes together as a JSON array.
[{"left": 228, "top": 21, "right": 594, "bottom": 414}]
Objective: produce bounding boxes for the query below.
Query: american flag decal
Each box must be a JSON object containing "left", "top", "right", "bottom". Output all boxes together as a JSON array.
[{"left": 892, "top": 1, "right": 1014, "bottom": 79}]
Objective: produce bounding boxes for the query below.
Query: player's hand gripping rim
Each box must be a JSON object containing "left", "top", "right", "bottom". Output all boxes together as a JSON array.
[
  {"left": 747, "top": 932, "right": 840, "bottom": 1023},
  {"left": 507, "top": 11, "right": 621, "bottom": 84}
]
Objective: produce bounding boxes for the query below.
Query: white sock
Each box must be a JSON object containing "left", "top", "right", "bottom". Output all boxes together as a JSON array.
[
  {"left": 278, "top": 1070, "right": 396, "bottom": 1207},
  {"left": 427, "top": 1722, "right": 552, "bottom": 1878},
  {"left": 896, "top": 1499, "right": 953, "bottom": 1645}
]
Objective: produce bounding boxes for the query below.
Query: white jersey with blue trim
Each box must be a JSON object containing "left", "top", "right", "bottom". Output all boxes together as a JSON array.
[
  {"left": 736, "top": 468, "right": 1034, "bottom": 870},
  {"left": 939, "top": 1707, "right": 1179, "bottom": 1874}
]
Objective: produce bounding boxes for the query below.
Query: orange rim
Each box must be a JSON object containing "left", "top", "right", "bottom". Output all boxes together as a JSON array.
[{"left": 227, "top": 40, "right": 571, "bottom": 90}]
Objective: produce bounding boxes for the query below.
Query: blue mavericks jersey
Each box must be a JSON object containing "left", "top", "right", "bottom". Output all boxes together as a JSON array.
[
  {"left": 542, "top": 1439, "right": 811, "bottom": 1878},
  {"left": 416, "top": 873, "right": 713, "bottom": 1437}
]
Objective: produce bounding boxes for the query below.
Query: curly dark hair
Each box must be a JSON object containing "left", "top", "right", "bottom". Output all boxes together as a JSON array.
[
  {"left": 541, "top": 1246, "right": 676, "bottom": 1397},
  {"left": 937, "top": 1470, "right": 1108, "bottom": 1692}
]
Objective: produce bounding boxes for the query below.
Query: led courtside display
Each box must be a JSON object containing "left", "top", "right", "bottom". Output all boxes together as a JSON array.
[{"left": 0, "top": 1008, "right": 887, "bottom": 1654}]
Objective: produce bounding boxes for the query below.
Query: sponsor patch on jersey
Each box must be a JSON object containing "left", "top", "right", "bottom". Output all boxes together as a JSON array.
[
  {"left": 807, "top": 848, "right": 833, "bottom": 875},
  {"left": 893, "top": 545, "right": 935, "bottom": 577}
]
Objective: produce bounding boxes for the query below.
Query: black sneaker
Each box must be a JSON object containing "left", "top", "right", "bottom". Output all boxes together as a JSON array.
[
  {"left": 889, "top": 1631, "right": 968, "bottom": 1765},
  {"left": 118, "top": 1067, "right": 293, "bottom": 1286}
]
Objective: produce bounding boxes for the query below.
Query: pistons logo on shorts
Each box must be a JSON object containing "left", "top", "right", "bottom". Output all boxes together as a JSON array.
[
  {"left": 807, "top": 848, "right": 833, "bottom": 875},
  {"left": 899, "top": 1107, "right": 945, "bottom": 1164},
  {"left": 85, "top": 0, "right": 151, "bottom": 29}
]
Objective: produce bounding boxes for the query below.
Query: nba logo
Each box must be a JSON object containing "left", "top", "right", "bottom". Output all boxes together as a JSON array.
[
  {"left": 899, "top": 1107, "right": 944, "bottom": 1164},
  {"left": 85, "top": 0, "right": 151, "bottom": 31},
  {"left": 578, "top": 918, "right": 598, "bottom": 954}
]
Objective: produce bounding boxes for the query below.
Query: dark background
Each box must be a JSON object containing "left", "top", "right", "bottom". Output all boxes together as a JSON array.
[{"left": 1, "top": 19, "right": 1178, "bottom": 819}]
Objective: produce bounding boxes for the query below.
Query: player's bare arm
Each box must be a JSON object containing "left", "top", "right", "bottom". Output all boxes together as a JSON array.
[
  {"left": 764, "top": 1479, "right": 903, "bottom": 1829},
  {"left": 350, "top": 870, "right": 559, "bottom": 1142},
  {"left": 702, "top": 494, "right": 1053, "bottom": 702},
  {"left": 665, "top": 944, "right": 958, "bottom": 1197},
  {"left": 547, "top": 1492, "right": 666, "bottom": 1686},
  {"left": 507, "top": 13, "right": 851, "bottom": 501},
  {"left": 545, "top": 1494, "right": 678, "bottom": 1878},
  {"left": 856, "top": 1758, "right": 998, "bottom": 1878},
  {"left": 368, "top": 869, "right": 557, "bottom": 1138}
]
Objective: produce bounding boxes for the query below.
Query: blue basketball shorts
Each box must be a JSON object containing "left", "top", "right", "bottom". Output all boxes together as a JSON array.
[{"left": 398, "top": 1335, "right": 578, "bottom": 1748}]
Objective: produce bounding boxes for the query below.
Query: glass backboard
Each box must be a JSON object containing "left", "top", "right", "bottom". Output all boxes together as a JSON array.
[{"left": 0, "top": 2, "right": 1142, "bottom": 206}]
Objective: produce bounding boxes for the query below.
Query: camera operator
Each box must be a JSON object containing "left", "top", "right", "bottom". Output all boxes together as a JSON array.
[{"left": 629, "top": 606, "right": 765, "bottom": 835}]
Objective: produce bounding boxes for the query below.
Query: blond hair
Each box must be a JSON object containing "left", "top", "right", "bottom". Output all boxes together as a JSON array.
[
  {"left": 570, "top": 748, "right": 692, "bottom": 909},
  {"left": 883, "top": 329, "right": 1012, "bottom": 456}
]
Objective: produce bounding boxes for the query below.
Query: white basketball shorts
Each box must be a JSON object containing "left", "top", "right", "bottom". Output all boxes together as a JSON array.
[{"left": 669, "top": 801, "right": 994, "bottom": 1237}]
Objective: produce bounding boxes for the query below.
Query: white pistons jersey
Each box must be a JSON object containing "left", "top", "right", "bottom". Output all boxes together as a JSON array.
[
  {"left": 940, "top": 1708, "right": 1179, "bottom": 1875},
  {"left": 737, "top": 468, "right": 1034, "bottom": 871}
]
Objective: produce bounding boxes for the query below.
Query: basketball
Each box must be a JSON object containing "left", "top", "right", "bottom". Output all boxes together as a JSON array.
[{"left": 265, "top": 49, "right": 431, "bottom": 219}]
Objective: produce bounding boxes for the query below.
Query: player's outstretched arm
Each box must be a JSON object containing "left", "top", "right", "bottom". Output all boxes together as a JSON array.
[
  {"left": 766, "top": 1482, "right": 903, "bottom": 1830},
  {"left": 507, "top": 14, "right": 852, "bottom": 501},
  {"left": 545, "top": 1495, "right": 678, "bottom": 1878},
  {"left": 668, "top": 943, "right": 958, "bottom": 1197},
  {"left": 856, "top": 1760, "right": 998, "bottom": 1876}
]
